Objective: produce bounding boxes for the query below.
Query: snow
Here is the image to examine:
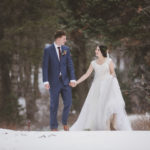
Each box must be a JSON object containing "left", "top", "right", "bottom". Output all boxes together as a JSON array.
[
  {"left": 0, "top": 129, "right": 150, "bottom": 150},
  {"left": 18, "top": 97, "right": 26, "bottom": 116},
  {"left": 38, "top": 68, "right": 46, "bottom": 94},
  {"left": 128, "top": 113, "right": 150, "bottom": 121}
]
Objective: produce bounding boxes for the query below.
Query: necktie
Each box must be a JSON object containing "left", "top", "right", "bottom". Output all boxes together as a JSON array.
[{"left": 58, "top": 47, "right": 61, "bottom": 60}]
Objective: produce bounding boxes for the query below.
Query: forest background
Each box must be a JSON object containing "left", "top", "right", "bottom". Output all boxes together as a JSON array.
[{"left": 0, "top": 0, "right": 149, "bottom": 130}]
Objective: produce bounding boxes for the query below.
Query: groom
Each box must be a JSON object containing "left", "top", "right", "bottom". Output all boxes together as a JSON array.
[{"left": 42, "top": 30, "right": 76, "bottom": 131}]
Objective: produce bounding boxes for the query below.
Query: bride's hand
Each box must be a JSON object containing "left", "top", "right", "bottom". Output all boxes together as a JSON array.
[
  {"left": 73, "top": 82, "right": 78, "bottom": 87},
  {"left": 75, "top": 81, "right": 80, "bottom": 86},
  {"left": 69, "top": 81, "right": 78, "bottom": 87},
  {"left": 111, "top": 73, "right": 116, "bottom": 78},
  {"left": 72, "top": 81, "right": 78, "bottom": 87}
]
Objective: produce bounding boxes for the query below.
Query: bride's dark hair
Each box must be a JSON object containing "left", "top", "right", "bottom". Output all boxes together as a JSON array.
[{"left": 99, "top": 45, "right": 107, "bottom": 57}]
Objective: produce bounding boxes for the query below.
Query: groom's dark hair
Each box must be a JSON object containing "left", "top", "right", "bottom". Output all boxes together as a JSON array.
[{"left": 54, "top": 30, "right": 66, "bottom": 39}]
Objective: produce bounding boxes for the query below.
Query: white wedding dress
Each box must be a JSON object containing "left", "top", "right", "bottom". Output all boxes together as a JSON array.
[{"left": 70, "top": 58, "right": 132, "bottom": 131}]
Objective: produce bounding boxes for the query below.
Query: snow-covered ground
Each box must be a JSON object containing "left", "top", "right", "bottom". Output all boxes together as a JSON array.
[
  {"left": 0, "top": 129, "right": 150, "bottom": 150},
  {"left": 128, "top": 113, "right": 150, "bottom": 121}
]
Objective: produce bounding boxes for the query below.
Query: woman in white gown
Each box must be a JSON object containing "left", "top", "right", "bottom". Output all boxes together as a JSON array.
[{"left": 70, "top": 45, "right": 132, "bottom": 131}]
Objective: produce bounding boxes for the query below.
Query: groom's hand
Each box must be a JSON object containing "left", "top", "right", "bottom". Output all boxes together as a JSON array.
[{"left": 44, "top": 83, "right": 50, "bottom": 90}]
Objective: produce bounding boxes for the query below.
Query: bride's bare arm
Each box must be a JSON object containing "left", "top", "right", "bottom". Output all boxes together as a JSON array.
[
  {"left": 76, "top": 64, "right": 93, "bottom": 85},
  {"left": 109, "top": 60, "right": 116, "bottom": 76}
]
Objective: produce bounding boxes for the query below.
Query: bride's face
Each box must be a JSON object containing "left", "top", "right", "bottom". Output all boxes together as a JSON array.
[{"left": 95, "top": 46, "right": 102, "bottom": 57}]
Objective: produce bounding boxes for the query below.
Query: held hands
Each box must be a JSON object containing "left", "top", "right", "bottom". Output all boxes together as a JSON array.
[
  {"left": 69, "top": 81, "right": 78, "bottom": 88},
  {"left": 44, "top": 82, "right": 78, "bottom": 89},
  {"left": 45, "top": 82, "right": 78, "bottom": 89}
]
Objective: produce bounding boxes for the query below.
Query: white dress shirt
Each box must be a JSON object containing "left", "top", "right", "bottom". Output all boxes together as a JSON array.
[{"left": 54, "top": 42, "right": 61, "bottom": 60}]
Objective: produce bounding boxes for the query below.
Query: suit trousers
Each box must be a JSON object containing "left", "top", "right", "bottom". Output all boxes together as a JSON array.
[{"left": 49, "top": 77, "right": 72, "bottom": 129}]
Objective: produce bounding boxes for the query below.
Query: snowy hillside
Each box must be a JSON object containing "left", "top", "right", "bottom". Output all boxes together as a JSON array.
[{"left": 0, "top": 129, "right": 150, "bottom": 150}]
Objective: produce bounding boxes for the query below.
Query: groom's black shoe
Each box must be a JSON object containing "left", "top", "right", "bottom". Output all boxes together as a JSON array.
[{"left": 63, "top": 125, "right": 69, "bottom": 131}]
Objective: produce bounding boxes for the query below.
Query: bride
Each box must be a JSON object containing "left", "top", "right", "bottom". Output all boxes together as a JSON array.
[{"left": 70, "top": 45, "right": 132, "bottom": 131}]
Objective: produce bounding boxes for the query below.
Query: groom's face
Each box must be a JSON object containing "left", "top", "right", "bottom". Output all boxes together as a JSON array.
[{"left": 59, "top": 35, "right": 67, "bottom": 45}]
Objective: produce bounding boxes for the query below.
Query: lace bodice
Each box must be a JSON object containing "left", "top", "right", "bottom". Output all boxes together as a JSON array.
[{"left": 91, "top": 58, "right": 112, "bottom": 80}]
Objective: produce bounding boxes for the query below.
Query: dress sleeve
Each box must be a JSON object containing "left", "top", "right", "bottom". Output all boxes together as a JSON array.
[
  {"left": 107, "top": 58, "right": 116, "bottom": 68},
  {"left": 91, "top": 60, "right": 95, "bottom": 68},
  {"left": 107, "top": 58, "right": 112, "bottom": 65}
]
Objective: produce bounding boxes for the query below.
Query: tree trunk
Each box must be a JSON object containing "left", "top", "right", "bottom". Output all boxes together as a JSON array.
[
  {"left": 0, "top": 51, "right": 19, "bottom": 125},
  {"left": 70, "top": 30, "right": 90, "bottom": 111}
]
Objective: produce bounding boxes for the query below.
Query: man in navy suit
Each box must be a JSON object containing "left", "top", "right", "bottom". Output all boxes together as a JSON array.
[{"left": 42, "top": 30, "right": 76, "bottom": 131}]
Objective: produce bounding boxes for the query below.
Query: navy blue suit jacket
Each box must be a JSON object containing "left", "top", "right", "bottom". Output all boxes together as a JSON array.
[{"left": 42, "top": 43, "right": 76, "bottom": 86}]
